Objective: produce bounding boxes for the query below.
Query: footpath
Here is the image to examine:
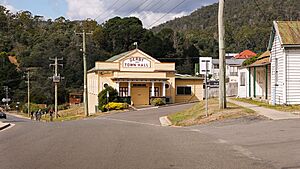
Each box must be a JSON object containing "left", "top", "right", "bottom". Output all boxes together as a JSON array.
[{"left": 229, "top": 99, "right": 300, "bottom": 120}]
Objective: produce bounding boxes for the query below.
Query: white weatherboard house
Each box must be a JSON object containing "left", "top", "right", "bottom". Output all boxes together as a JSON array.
[
  {"left": 269, "top": 21, "right": 300, "bottom": 105},
  {"left": 237, "top": 51, "right": 271, "bottom": 100}
]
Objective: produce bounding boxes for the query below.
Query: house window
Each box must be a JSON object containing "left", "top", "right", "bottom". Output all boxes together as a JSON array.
[
  {"left": 176, "top": 86, "right": 192, "bottom": 95},
  {"left": 214, "top": 64, "right": 219, "bottom": 69},
  {"left": 119, "top": 87, "right": 128, "bottom": 97},
  {"left": 149, "top": 87, "right": 159, "bottom": 97},
  {"left": 240, "top": 72, "right": 245, "bottom": 86}
]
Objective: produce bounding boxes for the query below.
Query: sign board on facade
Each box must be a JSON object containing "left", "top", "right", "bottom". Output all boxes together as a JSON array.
[
  {"left": 123, "top": 57, "right": 151, "bottom": 68},
  {"left": 199, "top": 57, "right": 212, "bottom": 75}
]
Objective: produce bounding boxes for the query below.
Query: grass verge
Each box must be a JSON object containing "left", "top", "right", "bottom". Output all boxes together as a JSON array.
[
  {"left": 233, "top": 98, "right": 300, "bottom": 112},
  {"left": 168, "top": 98, "right": 258, "bottom": 126}
]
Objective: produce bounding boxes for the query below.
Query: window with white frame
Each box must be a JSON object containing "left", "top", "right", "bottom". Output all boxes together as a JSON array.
[
  {"left": 240, "top": 72, "right": 245, "bottom": 86},
  {"left": 119, "top": 87, "right": 128, "bottom": 97}
]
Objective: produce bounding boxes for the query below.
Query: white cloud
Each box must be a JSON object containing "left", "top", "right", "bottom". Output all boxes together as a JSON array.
[
  {"left": 131, "top": 11, "right": 188, "bottom": 28},
  {"left": 0, "top": 0, "right": 18, "bottom": 13},
  {"left": 65, "top": 0, "right": 216, "bottom": 28},
  {"left": 66, "top": 0, "right": 106, "bottom": 20}
]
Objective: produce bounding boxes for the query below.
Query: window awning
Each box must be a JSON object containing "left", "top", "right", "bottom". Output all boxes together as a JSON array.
[{"left": 111, "top": 77, "right": 169, "bottom": 82}]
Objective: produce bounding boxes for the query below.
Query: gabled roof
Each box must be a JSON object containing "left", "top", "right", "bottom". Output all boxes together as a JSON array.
[
  {"left": 275, "top": 21, "right": 300, "bottom": 45},
  {"left": 268, "top": 21, "right": 300, "bottom": 49},
  {"left": 106, "top": 50, "right": 134, "bottom": 62},
  {"left": 105, "top": 49, "right": 160, "bottom": 63},
  {"left": 248, "top": 51, "right": 270, "bottom": 67},
  {"left": 234, "top": 50, "right": 256, "bottom": 59}
]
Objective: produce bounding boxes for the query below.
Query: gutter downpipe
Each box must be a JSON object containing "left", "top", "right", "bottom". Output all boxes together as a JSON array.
[{"left": 248, "top": 67, "right": 251, "bottom": 97}]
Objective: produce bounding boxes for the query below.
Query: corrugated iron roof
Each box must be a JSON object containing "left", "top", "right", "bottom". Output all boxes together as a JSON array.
[
  {"left": 276, "top": 21, "right": 300, "bottom": 45},
  {"left": 248, "top": 51, "right": 270, "bottom": 67}
]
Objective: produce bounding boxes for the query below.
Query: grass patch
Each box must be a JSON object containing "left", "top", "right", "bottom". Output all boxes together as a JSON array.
[
  {"left": 168, "top": 98, "right": 258, "bottom": 126},
  {"left": 233, "top": 98, "right": 300, "bottom": 112},
  {"left": 41, "top": 106, "right": 106, "bottom": 122}
]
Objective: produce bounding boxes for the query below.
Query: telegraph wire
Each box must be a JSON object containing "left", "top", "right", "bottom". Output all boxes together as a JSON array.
[
  {"left": 137, "top": 0, "right": 165, "bottom": 21},
  {"left": 140, "top": 0, "right": 171, "bottom": 21},
  {"left": 99, "top": 0, "right": 131, "bottom": 23},
  {"left": 94, "top": 0, "right": 121, "bottom": 20},
  {"left": 128, "top": 0, "right": 150, "bottom": 15},
  {"left": 147, "top": 0, "right": 187, "bottom": 28},
  {"left": 253, "top": 0, "right": 268, "bottom": 20}
]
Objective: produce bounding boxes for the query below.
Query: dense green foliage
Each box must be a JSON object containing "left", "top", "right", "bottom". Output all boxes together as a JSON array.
[
  {"left": 0, "top": 52, "right": 22, "bottom": 102},
  {"left": 153, "top": 0, "right": 300, "bottom": 54},
  {"left": 1, "top": 0, "right": 299, "bottom": 105},
  {"left": 98, "top": 86, "right": 119, "bottom": 112},
  {"left": 0, "top": 6, "right": 184, "bottom": 105}
]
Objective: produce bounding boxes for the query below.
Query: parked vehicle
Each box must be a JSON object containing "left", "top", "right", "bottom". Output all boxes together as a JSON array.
[{"left": 0, "top": 111, "right": 7, "bottom": 119}]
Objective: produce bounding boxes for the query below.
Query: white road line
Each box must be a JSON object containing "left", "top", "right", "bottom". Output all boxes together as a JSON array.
[
  {"left": 215, "top": 138, "right": 261, "bottom": 161},
  {"left": 232, "top": 145, "right": 261, "bottom": 161},
  {"left": 98, "top": 117, "right": 161, "bottom": 127}
]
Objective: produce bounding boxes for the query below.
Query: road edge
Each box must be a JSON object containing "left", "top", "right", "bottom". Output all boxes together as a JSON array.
[{"left": 0, "top": 122, "right": 11, "bottom": 130}]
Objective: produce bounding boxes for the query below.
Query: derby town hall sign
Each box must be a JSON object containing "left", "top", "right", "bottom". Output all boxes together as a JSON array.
[{"left": 123, "top": 57, "right": 151, "bottom": 68}]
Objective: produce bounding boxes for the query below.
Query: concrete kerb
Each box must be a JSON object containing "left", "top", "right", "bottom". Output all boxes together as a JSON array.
[
  {"left": 159, "top": 116, "right": 172, "bottom": 126},
  {"left": 0, "top": 122, "right": 10, "bottom": 130}
]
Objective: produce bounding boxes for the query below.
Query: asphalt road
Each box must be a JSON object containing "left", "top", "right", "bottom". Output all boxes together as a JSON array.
[{"left": 0, "top": 104, "right": 299, "bottom": 169}]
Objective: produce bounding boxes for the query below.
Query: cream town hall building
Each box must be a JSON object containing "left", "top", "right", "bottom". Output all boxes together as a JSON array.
[{"left": 87, "top": 49, "right": 203, "bottom": 114}]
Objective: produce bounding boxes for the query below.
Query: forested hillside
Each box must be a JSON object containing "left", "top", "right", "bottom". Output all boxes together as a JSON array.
[
  {"left": 1, "top": 0, "right": 299, "bottom": 106},
  {"left": 153, "top": 0, "right": 300, "bottom": 54},
  {"left": 0, "top": 6, "right": 195, "bottom": 105}
]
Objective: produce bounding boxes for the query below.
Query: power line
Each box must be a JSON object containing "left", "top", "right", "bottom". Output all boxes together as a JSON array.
[
  {"left": 253, "top": 0, "right": 268, "bottom": 20},
  {"left": 128, "top": 0, "right": 150, "bottom": 15},
  {"left": 147, "top": 0, "right": 187, "bottom": 28},
  {"left": 138, "top": 0, "right": 158, "bottom": 12},
  {"left": 94, "top": 0, "right": 121, "bottom": 20},
  {"left": 140, "top": 0, "right": 171, "bottom": 21},
  {"left": 99, "top": 0, "right": 131, "bottom": 23},
  {"left": 135, "top": 0, "right": 164, "bottom": 22}
]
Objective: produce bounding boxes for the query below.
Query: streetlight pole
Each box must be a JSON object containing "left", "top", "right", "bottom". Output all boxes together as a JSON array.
[{"left": 75, "top": 30, "right": 92, "bottom": 117}]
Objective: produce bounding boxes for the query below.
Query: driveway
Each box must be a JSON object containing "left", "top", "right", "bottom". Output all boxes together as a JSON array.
[{"left": 1, "top": 103, "right": 298, "bottom": 169}]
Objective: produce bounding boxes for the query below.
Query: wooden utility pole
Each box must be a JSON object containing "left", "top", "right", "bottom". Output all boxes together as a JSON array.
[
  {"left": 75, "top": 30, "right": 92, "bottom": 117},
  {"left": 218, "top": 0, "right": 226, "bottom": 109},
  {"left": 26, "top": 71, "right": 30, "bottom": 117},
  {"left": 49, "top": 57, "right": 63, "bottom": 119}
]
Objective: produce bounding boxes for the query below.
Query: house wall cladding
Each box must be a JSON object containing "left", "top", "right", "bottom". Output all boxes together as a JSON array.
[
  {"left": 287, "top": 49, "right": 300, "bottom": 104},
  {"left": 271, "top": 34, "right": 285, "bottom": 104}
]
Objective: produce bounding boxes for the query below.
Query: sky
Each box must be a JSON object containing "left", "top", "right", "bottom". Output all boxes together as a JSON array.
[{"left": 0, "top": 0, "right": 217, "bottom": 28}]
